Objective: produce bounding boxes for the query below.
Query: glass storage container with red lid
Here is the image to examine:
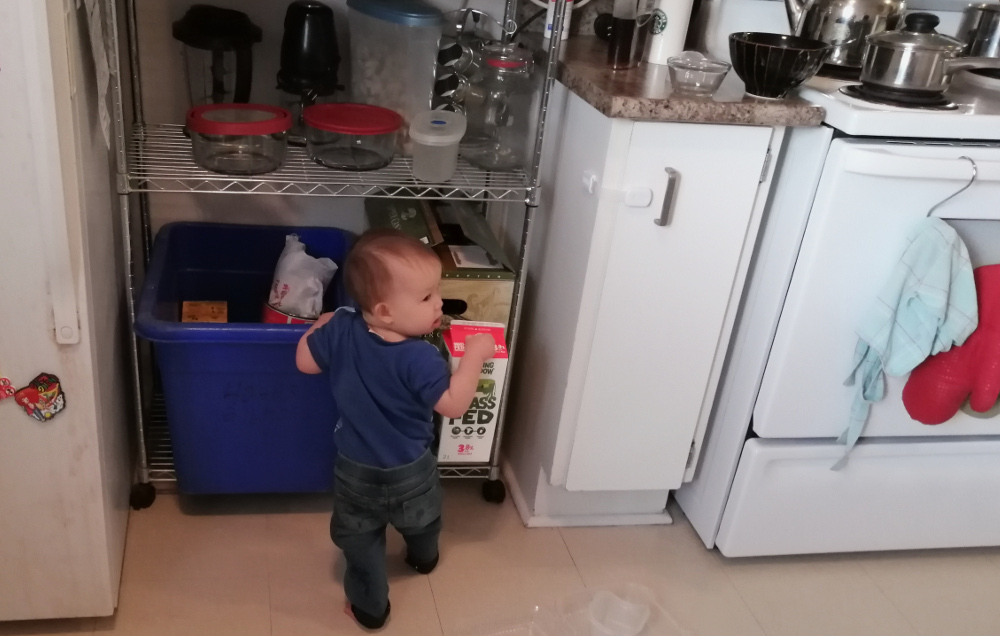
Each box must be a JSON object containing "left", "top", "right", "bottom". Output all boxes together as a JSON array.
[
  {"left": 303, "top": 103, "right": 402, "bottom": 170},
  {"left": 186, "top": 104, "right": 292, "bottom": 175}
]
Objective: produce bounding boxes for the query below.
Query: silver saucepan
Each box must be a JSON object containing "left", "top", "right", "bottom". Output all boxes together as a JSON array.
[{"left": 860, "top": 12, "right": 1000, "bottom": 95}]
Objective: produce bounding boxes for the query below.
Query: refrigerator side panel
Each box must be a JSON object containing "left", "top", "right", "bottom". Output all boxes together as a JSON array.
[{"left": 52, "top": 0, "right": 130, "bottom": 602}]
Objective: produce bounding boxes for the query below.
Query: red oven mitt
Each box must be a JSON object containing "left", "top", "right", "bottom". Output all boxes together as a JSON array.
[{"left": 903, "top": 264, "right": 1000, "bottom": 424}]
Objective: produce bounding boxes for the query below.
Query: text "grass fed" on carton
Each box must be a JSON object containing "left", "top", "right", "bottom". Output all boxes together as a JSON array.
[{"left": 439, "top": 321, "right": 508, "bottom": 464}]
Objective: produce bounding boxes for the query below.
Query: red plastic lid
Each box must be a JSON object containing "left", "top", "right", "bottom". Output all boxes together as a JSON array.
[
  {"left": 486, "top": 58, "right": 527, "bottom": 69},
  {"left": 186, "top": 104, "right": 292, "bottom": 136},
  {"left": 303, "top": 103, "right": 403, "bottom": 135}
]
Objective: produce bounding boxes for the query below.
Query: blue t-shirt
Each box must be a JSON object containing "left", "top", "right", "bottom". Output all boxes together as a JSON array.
[{"left": 307, "top": 308, "right": 450, "bottom": 468}]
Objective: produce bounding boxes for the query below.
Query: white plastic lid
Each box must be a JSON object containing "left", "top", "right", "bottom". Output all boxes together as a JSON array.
[{"left": 409, "top": 111, "right": 467, "bottom": 146}]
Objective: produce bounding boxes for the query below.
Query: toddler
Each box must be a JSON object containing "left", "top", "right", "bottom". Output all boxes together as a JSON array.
[{"left": 296, "top": 228, "right": 496, "bottom": 630}]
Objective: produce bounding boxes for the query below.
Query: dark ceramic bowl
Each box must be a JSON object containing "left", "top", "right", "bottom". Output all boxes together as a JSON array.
[{"left": 729, "top": 32, "right": 831, "bottom": 99}]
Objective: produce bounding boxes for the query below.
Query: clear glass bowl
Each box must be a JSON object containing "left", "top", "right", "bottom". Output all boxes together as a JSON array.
[
  {"left": 304, "top": 103, "right": 401, "bottom": 171},
  {"left": 667, "top": 51, "right": 731, "bottom": 97},
  {"left": 187, "top": 104, "right": 291, "bottom": 175}
]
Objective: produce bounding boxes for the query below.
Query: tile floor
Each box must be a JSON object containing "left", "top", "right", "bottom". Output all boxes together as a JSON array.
[{"left": 5, "top": 481, "right": 1000, "bottom": 635}]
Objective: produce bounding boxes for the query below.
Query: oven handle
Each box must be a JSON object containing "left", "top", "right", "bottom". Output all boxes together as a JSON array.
[{"left": 843, "top": 147, "right": 1000, "bottom": 182}]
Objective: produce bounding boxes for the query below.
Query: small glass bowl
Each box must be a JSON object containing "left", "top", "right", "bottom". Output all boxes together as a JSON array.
[
  {"left": 667, "top": 51, "right": 731, "bottom": 97},
  {"left": 303, "top": 103, "right": 402, "bottom": 171},
  {"left": 187, "top": 104, "right": 291, "bottom": 175}
]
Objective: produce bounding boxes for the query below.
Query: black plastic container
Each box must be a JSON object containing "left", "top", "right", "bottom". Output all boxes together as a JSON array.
[
  {"left": 277, "top": 0, "right": 341, "bottom": 95},
  {"left": 278, "top": 1, "right": 342, "bottom": 143}
]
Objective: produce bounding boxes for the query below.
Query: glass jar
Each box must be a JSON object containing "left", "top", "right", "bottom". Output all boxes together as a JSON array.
[
  {"left": 186, "top": 104, "right": 291, "bottom": 175},
  {"left": 462, "top": 45, "right": 534, "bottom": 172}
]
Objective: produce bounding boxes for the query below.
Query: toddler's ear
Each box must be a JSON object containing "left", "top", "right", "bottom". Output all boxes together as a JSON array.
[{"left": 373, "top": 301, "right": 392, "bottom": 323}]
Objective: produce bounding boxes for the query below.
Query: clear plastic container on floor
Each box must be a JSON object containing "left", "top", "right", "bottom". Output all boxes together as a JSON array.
[
  {"left": 186, "top": 104, "right": 291, "bottom": 175},
  {"left": 555, "top": 584, "right": 691, "bottom": 636},
  {"left": 409, "top": 110, "right": 467, "bottom": 182},
  {"left": 303, "top": 103, "right": 402, "bottom": 171}
]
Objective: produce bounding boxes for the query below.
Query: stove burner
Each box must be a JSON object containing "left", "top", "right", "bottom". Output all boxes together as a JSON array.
[
  {"left": 817, "top": 64, "right": 861, "bottom": 82},
  {"left": 840, "top": 84, "right": 959, "bottom": 111}
]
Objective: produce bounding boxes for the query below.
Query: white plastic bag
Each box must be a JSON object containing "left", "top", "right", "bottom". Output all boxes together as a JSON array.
[{"left": 268, "top": 234, "right": 338, "bottom": 319}]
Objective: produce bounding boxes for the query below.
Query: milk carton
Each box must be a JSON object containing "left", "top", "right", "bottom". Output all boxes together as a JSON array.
[{"left": 438, "top": 321, "right": 508, "bottom": 464}]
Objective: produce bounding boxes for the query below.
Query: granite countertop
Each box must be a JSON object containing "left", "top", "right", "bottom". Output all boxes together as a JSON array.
[{"left": 556, "top": 37, "right": 825, "bottom": 127}]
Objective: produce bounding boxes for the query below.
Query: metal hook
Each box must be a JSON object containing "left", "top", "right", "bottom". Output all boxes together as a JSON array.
[{"left": 927, "top": 156, "right": 978, "bottom": 217}]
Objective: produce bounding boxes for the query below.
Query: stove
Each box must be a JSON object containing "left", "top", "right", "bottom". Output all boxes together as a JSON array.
[
  {"left": 816, "top": 64, "right": 862, "bottom": 82},
  {"left": 796, "top": 73, "right": 1000, "bottom": 140},
  {"left": 838, "top": 85, "right": 958, "bottom": 111}
]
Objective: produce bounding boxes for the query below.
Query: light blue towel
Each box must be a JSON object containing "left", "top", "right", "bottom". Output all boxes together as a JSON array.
[{"left": 837, "top": 218, "right": 977, "bottom": 470}]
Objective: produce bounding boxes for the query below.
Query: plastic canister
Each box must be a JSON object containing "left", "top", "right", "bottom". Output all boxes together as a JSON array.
[
  {"left": 409, "top": 111, "right": 467, "bottom": 182},
  {"left": 641, "top": 0, "right": 696, "bottom": 65},
  {"left": 346, "top": 0, "right": 443, "bottom": 154}
]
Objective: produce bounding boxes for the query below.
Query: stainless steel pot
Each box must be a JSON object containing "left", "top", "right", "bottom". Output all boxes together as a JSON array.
[
  {"left": 861, "top": 12, "right": 1000, "bottom": 93},
  {"left": 958, "top": 3, "right": 1000, "bottom": 58},
  {"left": 785, "top": 0, "right": 905, "bottom": 69}
]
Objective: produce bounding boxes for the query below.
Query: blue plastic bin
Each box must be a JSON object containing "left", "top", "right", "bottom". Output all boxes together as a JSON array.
[{"left": 135, "top": 223, "right": 353, "bottom": 494}]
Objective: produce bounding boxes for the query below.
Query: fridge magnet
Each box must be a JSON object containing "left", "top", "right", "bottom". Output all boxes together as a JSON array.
[
  {"left": 0, "top": 378, "right": 15, "bottom": 400},
  {"left": 13, "top": 373, "right": 66, "bottom": 422}
]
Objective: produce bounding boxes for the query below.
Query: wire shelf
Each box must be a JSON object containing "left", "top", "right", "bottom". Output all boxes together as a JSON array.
[
  {"left": 126, "top": 124, "right": 533, "bottom": 202},
  {"left": 147, "top": 393, "right": 177, "bottom": 484},
  {"left": 439, "top": 466, "right": 492, "bottom": 479}
]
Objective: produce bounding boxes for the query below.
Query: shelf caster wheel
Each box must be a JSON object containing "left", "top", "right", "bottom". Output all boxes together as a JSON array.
[
  {"left": 482, "top": 479, "right": 506, "bottom": 504},
  {"left": 130, "top": 482, "right": 156, "bottom": 510}
]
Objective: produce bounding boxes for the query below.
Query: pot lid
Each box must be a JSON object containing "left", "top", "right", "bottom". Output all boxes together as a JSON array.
[{"left": 868, "top": 13, "right": 964, "bottom": 52}]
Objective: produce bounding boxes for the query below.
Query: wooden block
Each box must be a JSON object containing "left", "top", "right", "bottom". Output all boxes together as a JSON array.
[
  {"left": 440, "top": 278, "right": 514, "bottom": 327},
  {"left": 181, "top": 301, "right": 228, "bottom": 323}
]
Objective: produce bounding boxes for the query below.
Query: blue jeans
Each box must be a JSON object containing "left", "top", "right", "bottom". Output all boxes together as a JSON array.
[{"left": 330, "top": 449, "right": 442, "bottom": 618}]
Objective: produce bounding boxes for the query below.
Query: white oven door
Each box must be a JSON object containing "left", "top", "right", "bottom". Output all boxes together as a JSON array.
[{"left": 755, "top": 138, "right": 1000, "bottom": 439}]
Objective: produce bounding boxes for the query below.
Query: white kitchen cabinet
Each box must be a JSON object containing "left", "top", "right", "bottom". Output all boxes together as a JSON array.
[
  {"left": 505, "top": 84, "right": 779, "bottom": 519},
  {"left": 566, "top": 121, "right": 773, "bottom": 492}
]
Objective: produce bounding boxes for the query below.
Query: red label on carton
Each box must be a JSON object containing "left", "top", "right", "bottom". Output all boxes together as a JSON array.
[{"left": 442, "top": 322, "right": 509, "bottom": 359}]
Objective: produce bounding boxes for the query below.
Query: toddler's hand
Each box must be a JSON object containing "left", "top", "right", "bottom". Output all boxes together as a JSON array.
[{"left": 465, "top": 333, "right": 497, "bottom": 361}]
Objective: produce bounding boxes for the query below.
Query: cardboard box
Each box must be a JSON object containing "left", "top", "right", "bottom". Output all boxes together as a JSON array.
[
  {"left": 438, "top": 321, "right": 508, "bottom": 464},
  {"left": 181, "top": 301, "right": 227, "bottom": 323},
  {"left": 363, "top": 198, "right": 442, "bottom": 246},
  {"left": 365, "top": 199, "right": 515, "bottom": 327}
]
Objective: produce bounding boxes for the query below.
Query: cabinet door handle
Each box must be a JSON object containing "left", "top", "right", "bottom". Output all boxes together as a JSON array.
[{"left": 655, "top": 168, "right": 680, "bottom": 226}]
